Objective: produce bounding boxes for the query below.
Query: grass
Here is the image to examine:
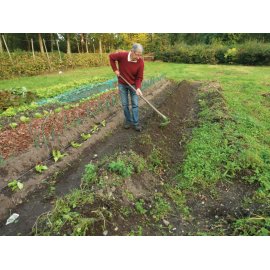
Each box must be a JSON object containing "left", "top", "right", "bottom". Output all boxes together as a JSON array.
[{"left": 0, "top": 66, "right": 113, "bottom": 90}]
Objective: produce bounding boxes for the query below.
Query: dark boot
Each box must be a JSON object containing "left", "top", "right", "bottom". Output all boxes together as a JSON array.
[{"left": 134, "top": 125, "right": 142, "bottom": 132}]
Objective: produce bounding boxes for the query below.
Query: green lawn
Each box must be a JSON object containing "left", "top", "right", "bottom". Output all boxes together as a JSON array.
[{"left": 0, "top": 66, "right": 113, "bottom": 90}]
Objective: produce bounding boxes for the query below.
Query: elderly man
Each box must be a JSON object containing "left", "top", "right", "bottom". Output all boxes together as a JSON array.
[{"left": 109, "top": 43, "right": 144, "bottom": 132}]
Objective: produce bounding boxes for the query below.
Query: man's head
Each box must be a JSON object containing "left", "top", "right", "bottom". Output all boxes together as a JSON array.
[{"left": 130, "top": 43, "right": 143, "bottom": 61}]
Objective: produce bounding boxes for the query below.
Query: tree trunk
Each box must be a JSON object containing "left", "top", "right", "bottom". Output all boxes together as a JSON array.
[
  {"left": 38, "top": 33, "right": 45, "bottom": 53},
  {"left": 85, "top": 35, "right": 89, "bottom": 53},
  {"left": 99, "top": 38, "right": 102, "bottom": 54},
  {"left": 25, "top": 33, "right": 31, "bottom": 51},
  {"left": 80, "top": 33, "right": 85, "bottom": 53},
  {"left": 50, "top": 33, "right": 54, "bottom": 52},
  {"left": 76, "top": 37, "right": 80, "bottom": 53},
  {"left": 67, "top": 33, "right": 71, "bottom": 54},
  {"left": 0, "top": 35, "right": 3, "bottom": 53}
]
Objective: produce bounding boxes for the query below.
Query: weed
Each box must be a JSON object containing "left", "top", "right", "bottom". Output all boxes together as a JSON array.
[
  {"left": 139, "top": 134, "right": 152, "bottom": 145},
  {"left": 165, "top": 184, "right": 190, "bottom": 218},
  {"left": 148, "top": 147, "right": 165, "bottom": 173},
  {"left": 135, "top": 199, "right": 147, "bottom": 215},
  {"left": 120, "top": 206, "right": 132, "bottom": 218},
  {"left": 82, "top": 163, "right": 97, "bottom": 184},
  {"left": 108, "top": 159, "right": 133, "bottom": 177},
  {"left": 150, "top": 193, "right": 171, "bottom": 221},
  {"left": 126, "top": 150, "right": 146, "bottom": 173},
  {"left": 66, "top": 189, "right": 95, "bottom": 209},
  {"left": 34, "top": 189, "right": 95, "bottom": 235},
  {"left": 128, "top": 225, "right": 143, "bottom": 236},
  {"left": 233, "top": 216, "right": 270, "bottom": 236},
  {"left": 72, "top": 217, "right": 95, "bottom": 236},
  {"left": 123, "top": 190, "right": 135, "bottom": 202}
]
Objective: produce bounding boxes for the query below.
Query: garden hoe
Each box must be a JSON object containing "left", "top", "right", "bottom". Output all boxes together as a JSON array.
[{"left": 119, "top": 75, "right": 170, "bottom": 127}]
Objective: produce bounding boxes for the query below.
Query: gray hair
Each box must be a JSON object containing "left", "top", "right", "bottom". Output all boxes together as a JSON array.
[{"left": 131, "top": 43, "right": 143, "bottom": 53}]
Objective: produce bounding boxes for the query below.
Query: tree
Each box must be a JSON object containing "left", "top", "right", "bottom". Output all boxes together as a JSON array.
[
  {"left": 0, "top": 35, "right": 3, "bottom": 53},
  {"left": 66, "top": 33, "right": 71, "bottom": 54},
  {"left": 38, "top": 33, "right": 45, "bottom": 53}
]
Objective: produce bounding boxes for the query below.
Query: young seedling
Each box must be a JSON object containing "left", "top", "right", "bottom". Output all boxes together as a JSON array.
[
  {"left": 52, "top": 149, "right": 67, "bottom": 162},
  {"left": 54, "top": 107, "right": 62, "bottom": 113},
  {"left": 91, "top": 124, "right": 99, "bottom": 133},
  {"left": 71, "top": 141, "right": 82, "bottom": 148},
  {"left": 35, "top": 164, "right": 48, "bottom": 173},
  {"left": 20, "top": 116, "right": 30, "bottom": 123},
  {"left": 101, "top": 120, "right": 106, "bottom": 127},
  {"left": 81, "top": 133, "right": 91, "bottom": 141},
  {"left": 8, "top": 179, "right": 24, "bottom": 192},
  {"left": 0, "top": 155, "right": 5, "bottom": 167},
  {"left": 34, "top": 112, "right": 43, "bottom": 119},
  {"left": 43, "top": 110, "right": 49, "bottom": 116},
  {"left": 9, "top": 122, "right": 18, "bottom": 129}
]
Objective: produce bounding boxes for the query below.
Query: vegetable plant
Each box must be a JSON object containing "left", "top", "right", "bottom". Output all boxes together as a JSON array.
[
  {"left": 81, "top": 133, "right": 91, "bottom": 141},
  {"left": 9, "top": 122, "right": 18, "bottom": 129},
  {"left": 71, "top": 141, "right": 82, "bottom": 148},
  {"left": 35, "top": 164, "right": 48, "bottom": 173},
  {"left": 52, "top": 150, "right": 67, "bottom": 162},
  {"left": 8, "top": 179, "right": 24, "bottom": 191},
  {"left": 20, "top": 115, "right": 30, "bottom": 123}
]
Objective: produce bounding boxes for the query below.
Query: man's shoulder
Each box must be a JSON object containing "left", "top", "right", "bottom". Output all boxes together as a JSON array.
[{"left": 112, "top": 50, "right": 128, "bottom": 56}]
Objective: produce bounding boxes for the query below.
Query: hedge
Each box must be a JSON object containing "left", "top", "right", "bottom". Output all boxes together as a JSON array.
[
  {"left": 155, "top": 42, "right": 270, "bottom": 66},
  {"left": 0, "top": 52, "right": 110, "bottom": 80}
]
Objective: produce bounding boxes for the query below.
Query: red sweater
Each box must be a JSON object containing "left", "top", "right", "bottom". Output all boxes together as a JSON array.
[{"left": 109, "top": 51, "right": 144, "bottom": 89}]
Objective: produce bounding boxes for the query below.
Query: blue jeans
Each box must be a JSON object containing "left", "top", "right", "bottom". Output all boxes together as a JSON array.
[{"left": 118, "top": 83, "right": 139, "bottom": 126}]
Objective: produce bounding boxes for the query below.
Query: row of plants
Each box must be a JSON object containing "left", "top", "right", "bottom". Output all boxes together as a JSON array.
[
  {"left": 3, "top": 119, "right": 107, "bottom": 193},
  {"left": 155, "top": 41, "right": 270, "bottom": 65},
  {"left": 0, "top": 87, "right": 118, "bottom": 131},
  {"left": 0, "top": 75, "right": 163, "bottom": 132},
  {"left": 0, "top": 88, "right": 120, "bottom": 159},
  {"left": 0, "top": 76, "right": 113, "bottom": 115},
  {"left": 0, "top": 52, "right": 110, "bottom": 79}
]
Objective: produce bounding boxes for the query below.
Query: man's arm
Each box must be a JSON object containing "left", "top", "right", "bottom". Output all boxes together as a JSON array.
[
  {"left": 109, "top": 52, "right": 122, "bottom": 76},
  {"left": 135, "top": 61, "right": 144, "bottom": 91}
]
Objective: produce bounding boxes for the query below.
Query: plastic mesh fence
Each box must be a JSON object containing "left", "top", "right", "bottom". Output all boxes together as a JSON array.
[{"left": 37, "top": 75, "right": 165, "bottom": 106}]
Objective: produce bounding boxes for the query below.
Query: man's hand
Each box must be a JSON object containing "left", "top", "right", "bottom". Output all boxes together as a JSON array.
[
  {"left": 115, "top": 70, "right": 120, "bottom": 77},
  {"left": 136, "top": 88, "right": 143, "bottom": 96}
]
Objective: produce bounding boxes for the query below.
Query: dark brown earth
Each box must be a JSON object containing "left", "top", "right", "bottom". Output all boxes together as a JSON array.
[{"left": 0, "top": 80, "right": 260, "bottom": 236}]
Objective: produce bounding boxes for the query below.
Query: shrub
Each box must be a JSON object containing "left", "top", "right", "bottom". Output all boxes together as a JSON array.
[
  {"left": 0, "top": 52, "right": 109, "bottom": 79},
  {"left": 155, "top": 42, "right": 270, "bottom": 66}
]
